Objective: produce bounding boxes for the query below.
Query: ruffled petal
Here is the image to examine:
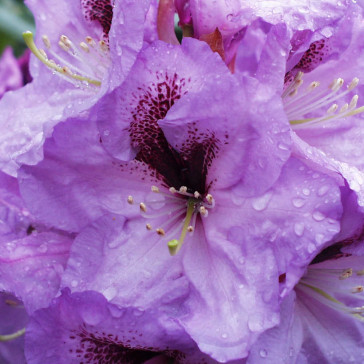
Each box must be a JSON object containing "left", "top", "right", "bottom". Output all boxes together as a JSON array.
[
  {"left": 0, "top": 232, "right": 72, "bottom": 313},
  {"left": 25, "top": 289, "right": 203, "bottom": 364}
]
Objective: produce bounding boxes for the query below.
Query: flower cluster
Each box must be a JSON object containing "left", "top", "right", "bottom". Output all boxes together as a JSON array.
[{"left": 1, "top": 0, "right": 364, "bottom": 363}]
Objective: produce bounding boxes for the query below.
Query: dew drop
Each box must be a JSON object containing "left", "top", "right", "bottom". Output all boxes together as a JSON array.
[
  {"left": 292, "top": 198, "right": 305, "bottom": 208},
  {"left": 317, "top": 185, "right": 329, "bottom": 196},
  {"left": 259, "top": 349, "right": 268, "bottom": 358},
  {"left": 133, "top": 307, "right": 145, "bottom": 317},
  {"left": 252, "top": 191, "right": 273, "bottom": 211},
  {"left": 221, "top": 333, "right": 228, "bottom": 339},
  {"left": 312, "top": 211, "right": 325, "bottom": 221},
  {"left": 103, "top": 286, "right": 117, "bottom": 300},
  {"left": 294, "top": 222, "right": 304, "bottom": 236},
  {"left": 37, "top": 243, "right": 48, "bottom": 253}
]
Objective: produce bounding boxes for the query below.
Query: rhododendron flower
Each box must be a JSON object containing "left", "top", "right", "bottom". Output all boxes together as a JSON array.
[
  {"left": 246, "top": 243, "right": 364, "bottom": 363},
  {"left": 16, "top": 37, "right": 345, "bottom": 361},
  {"left": 0, "top": 0, "right": 151, "bottom": 175},
  {"left": 235, "top": 4, "right": 364, "bottom": 211},
  {"left": 160, "top": 0, "right": 351, "bottom": 68}
]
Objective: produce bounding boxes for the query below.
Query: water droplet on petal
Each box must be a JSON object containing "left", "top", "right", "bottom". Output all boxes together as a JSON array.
[
  {"left": 313, "top": 211, "right": 325, "bottom": 221},
  {"left": 252, "top": 191, "right": 273, "bottom": 211},
  {"left": 317, "top": 185, "right": 329, "bottom": 196},
  {"left": 294, "top": 222, "right": 304, "bottom": 236},
  {"left": 103, "top": 286, "right": 117, "bottom": 300},
  {"left": 292, "top": 198, "right": 305, "bottom": 208},
  {"left": 259, "top": 349, "right": 268, "bottom": 358}
]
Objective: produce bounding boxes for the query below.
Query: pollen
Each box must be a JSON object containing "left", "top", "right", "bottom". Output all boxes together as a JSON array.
[
  {"left": 139, "top": 202, "right": 147, "bottom": 213},
  {"left": 339, "top": 268, "right": 353, "bottom": 280},
  {"left": 352, "top": 286, "right": 364, "bottom": 293}
]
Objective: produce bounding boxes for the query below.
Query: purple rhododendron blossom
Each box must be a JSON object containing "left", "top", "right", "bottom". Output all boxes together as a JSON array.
[
  {"left": 235, "top": 5, "right": 364, "bottom": 211},
  {"left": 246, "top": 245, "right": 364, "bottom": 364},
  {"left": 16, "top": 37, "right": 346, "bottom": 361},
  {"left": 0, "top": 0, "right": 152, "bottom": 176},
  {"left": 172, "top": 0, "right": 351, "bottom": 67},
  {"left": 3, "top": 0, "right": 364, "bottom": 362}
]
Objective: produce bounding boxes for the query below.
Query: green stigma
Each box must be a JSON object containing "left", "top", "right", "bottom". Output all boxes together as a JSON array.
[
  {"left": 0, "top": 328, "right": 26, "bottom": 342},
  {"left": 168, "top": 199, "right": 196, "bottom": 256}
]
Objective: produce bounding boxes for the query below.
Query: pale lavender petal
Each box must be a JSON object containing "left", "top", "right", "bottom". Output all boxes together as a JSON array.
[
  {"left": 246, "top": 292, "right": 303, "bottom": 364},
  {"left": 0, "top": 232, "right": 72, "bottom": 313},
  {"left": 18, "top": 118, "right": 156, "bottom": 232},
  {"left": 25, "top": 289, "right": 203, "bottom": 364},
  {"left": 0, "top": 47, "right": 22, "bottom": 98}
]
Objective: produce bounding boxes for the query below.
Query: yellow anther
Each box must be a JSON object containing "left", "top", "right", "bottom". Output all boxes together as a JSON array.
[{"left": 139, "top": 202, "right": 147, "bottom": 213}]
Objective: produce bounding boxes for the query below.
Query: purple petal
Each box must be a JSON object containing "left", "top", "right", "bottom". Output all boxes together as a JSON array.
[
  {"left": 0, "top": 232, "right": 72, "bottom": 313},
  {"left": 25, "top": 289, "right": 201, "bottom": 364}
]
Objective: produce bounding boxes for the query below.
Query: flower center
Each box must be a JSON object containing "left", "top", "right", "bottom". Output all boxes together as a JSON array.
[
  {"left": 127, "top": 185, "right": 215, "bottom": 255},
  {"left": 297, "top": 263, "right": 364, "bottom": 321},
  {"left": 282, "top": 71, "right": 364, "bottom": 128}
]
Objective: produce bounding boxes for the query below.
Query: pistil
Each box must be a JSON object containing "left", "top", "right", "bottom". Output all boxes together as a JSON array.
[
  {"left": 23, "top": 31, "right": 102, "bottom": 86},
  {"left": 168, "top": 198, "right": 195, "bottom": 256},
  {"left": 0, "top": 328, "right": 26, "bottom": 342}
]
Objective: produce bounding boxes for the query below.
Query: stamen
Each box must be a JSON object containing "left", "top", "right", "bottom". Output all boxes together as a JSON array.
[
  {"left": 179, "top": 186, "right": 188, "bottom": 194},
  {"left": 23, "top": 31, "right": 102, "bottom": 86},
  {"left": 206, "top": 193, "right": 214, "bottom": 205},
  {"left": 339, "top": 268, "right": 353, "bottom": 280},
  {"left": 348, "top": 77, "right": 359, "bottom": 91},
  {"left": 352, "top": 286, "right": 364, "bottom": 293},
  {"left": 127, "top": 196, "right": 134, "bottom": 204},
  {"left": 86, "top": 36, "right": 96, "bottom": 46},
  {"left": 151, "top": 186, "right": 160, "bottom": 193},
  {"left": 146, "top": 223, "right": 152, "bottom": 230},
  {"left": 284, "top": 73, "right": 364, "bottom": 126},
  {"left": 199, "top": 206, "right": 208, "bottom": 217},
  {"left": 298, "top": 264, "right": 364, "bottom": 322},
  {"left": 156, "top": 228, "right": 165, "bottom": 236},
  {"left": 80, "top": 42, "right": 90, "bottom": 53},
  {"left": 42, "top": 35, "right": 51, "bottom": 49},
  {"left": 327, "top": 104, "right": 338, "bottom": 114},
  {"left": 139, "top": 202, "right": 147, "bottom": 213}
]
